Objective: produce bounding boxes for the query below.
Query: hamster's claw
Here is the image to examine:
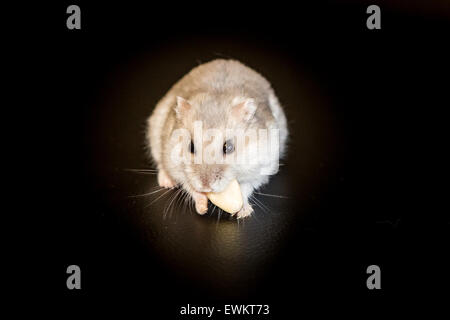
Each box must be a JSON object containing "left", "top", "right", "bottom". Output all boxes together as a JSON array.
[
  {"left": 195, "top": 201, "right": 208, "bottom": 215},
  {"left": 236, "top": 203, "right": 254, "bottom": 219},
  {"left": 192, "top": 192, "right": 208, "bottom": 215},
  {"left": 158, "top": 169, "right": 176, "bottom": 189}
]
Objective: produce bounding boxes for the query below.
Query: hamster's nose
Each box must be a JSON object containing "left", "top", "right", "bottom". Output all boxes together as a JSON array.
[
  {"left": 200, "top": 176, "right": 212, "bottom": 191},
  {"left": 201, "top": 179, "right": 209, "bottom": 188}
]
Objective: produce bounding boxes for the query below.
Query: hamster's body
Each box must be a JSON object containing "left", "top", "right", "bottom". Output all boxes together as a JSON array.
[{"left": 147, "top": 59, "right": 287, "bottom": 218}]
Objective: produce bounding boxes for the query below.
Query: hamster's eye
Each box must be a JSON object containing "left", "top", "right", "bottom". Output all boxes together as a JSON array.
[
  {"left": 223, "top": 140, "right": 234, "bottom": 154},
  {"left": 190, "top": 140, "right": 195, "bottom": 154}
]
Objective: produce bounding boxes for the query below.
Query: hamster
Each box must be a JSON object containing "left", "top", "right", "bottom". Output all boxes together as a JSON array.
[{"left": 146, "top": 59, "right": 288, "bottom": 219}]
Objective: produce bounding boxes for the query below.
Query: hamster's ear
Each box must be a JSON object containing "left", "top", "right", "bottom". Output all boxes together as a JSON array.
[
  {"left": 231, "top": 98, "right": 257, "bottom": 122},
  {"left": 175, "top": 96, "right": 192, "bottom": 119}
]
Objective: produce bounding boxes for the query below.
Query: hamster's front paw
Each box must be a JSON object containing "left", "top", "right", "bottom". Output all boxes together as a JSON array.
[
  {"left": 158, "top": 169, "right": 175, "bottom": 188},
  {"left": 193, "top": 192, "right": 208, "bottom": 215},
  {"left": 236, "top": 203, "right": 254, "bottom": 219}
]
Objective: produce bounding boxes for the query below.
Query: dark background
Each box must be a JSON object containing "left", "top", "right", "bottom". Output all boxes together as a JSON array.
[{"left": 18, "top": 0, "right": 450, "bottom": 317}]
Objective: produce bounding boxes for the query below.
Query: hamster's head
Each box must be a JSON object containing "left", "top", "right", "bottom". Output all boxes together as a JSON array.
[{"left": 169, "top": 93, "right": 263, "bottom": 193}]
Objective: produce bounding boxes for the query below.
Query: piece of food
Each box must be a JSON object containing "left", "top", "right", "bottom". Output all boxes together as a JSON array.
[{"left": 206, "top": 179, "right": 243, "bottom": 214}]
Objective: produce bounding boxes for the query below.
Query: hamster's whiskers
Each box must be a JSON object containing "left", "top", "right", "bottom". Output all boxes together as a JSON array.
[
  {"left": 253, "top": 192, "right": 289, "bottom": 199},
  {"left": 128, "top": 186, "right": 165, "bottom": 198},
  {"left": 144, "top": 188, "right": 173, "bottom": 208},
  {"left": 250, "top": 195, "right": 271, "bottom": 214},
  {"left": 124, "top": 168, "right": 158, "bottom": 175},
  {"left": 163, "top": 188, "right": 183, "bottom": 220}
]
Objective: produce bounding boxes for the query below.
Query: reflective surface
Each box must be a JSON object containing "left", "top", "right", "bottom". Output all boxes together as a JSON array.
[{"left": 86, "top": 46, "right": 332, "bottom": 298}]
